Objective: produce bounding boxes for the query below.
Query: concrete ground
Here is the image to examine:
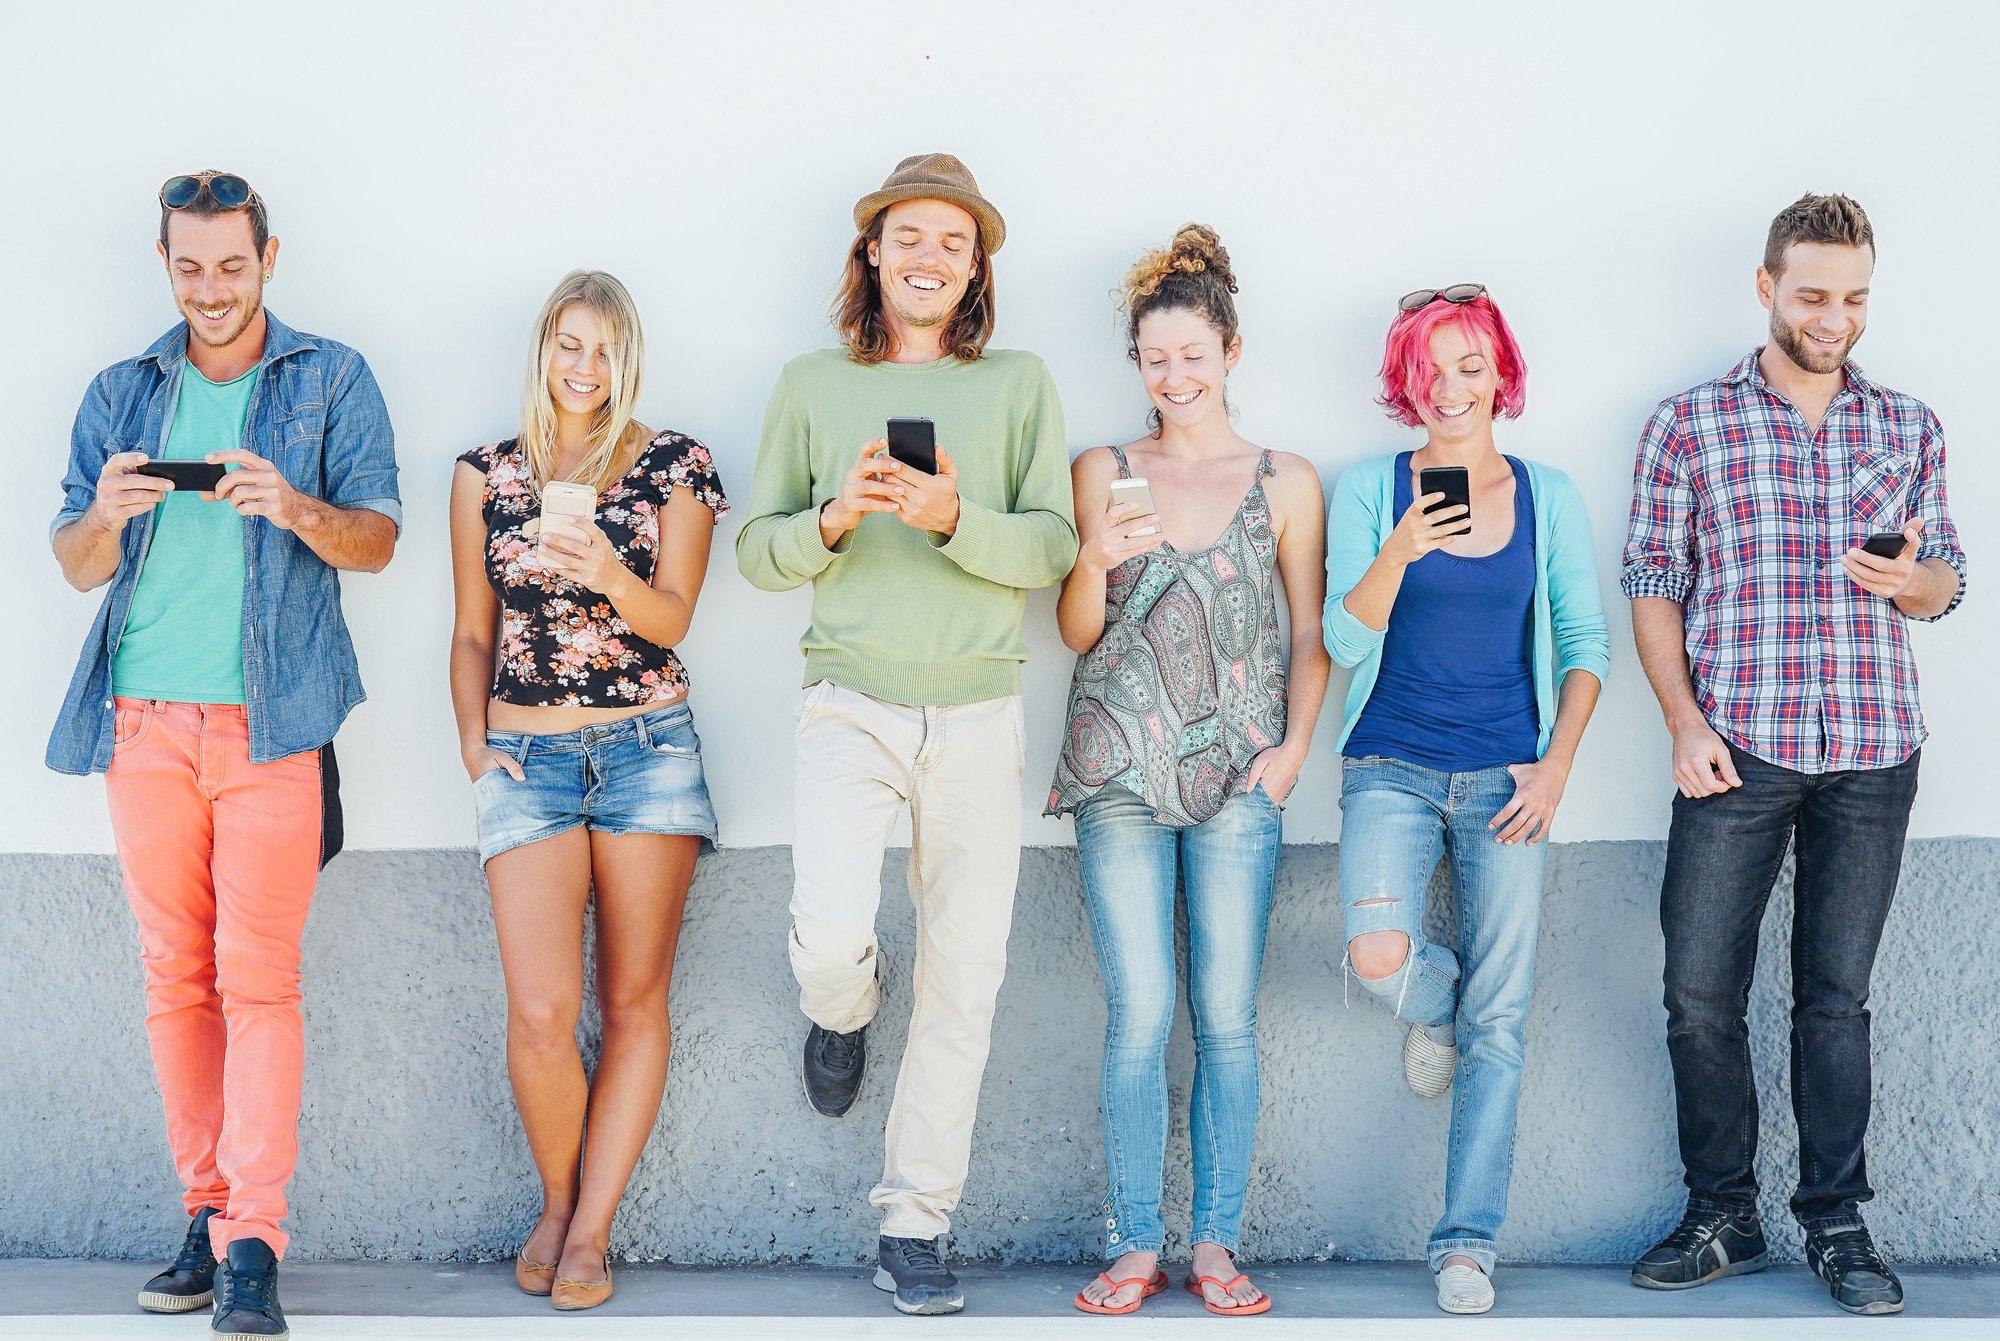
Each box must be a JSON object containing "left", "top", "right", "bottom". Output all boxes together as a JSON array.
[{"left": 2, "top": 1260, "right": 1997, "bottom": 1339}]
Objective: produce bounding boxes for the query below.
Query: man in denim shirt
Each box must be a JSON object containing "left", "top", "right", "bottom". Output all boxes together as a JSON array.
[{"left": 49, "top": 173, "right": 398, "bottom": 1338}]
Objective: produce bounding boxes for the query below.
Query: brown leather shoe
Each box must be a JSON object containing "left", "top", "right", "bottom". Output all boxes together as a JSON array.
[
  {"left": 514, "top": 1251, "right": 558, "bottom": 1296},
  {"left": 551, "top": 1257, "right": 613, "bottom": 1311}
]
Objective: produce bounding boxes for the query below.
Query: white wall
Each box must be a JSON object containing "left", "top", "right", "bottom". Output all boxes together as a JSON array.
[{"left": 4, "top": 0, "right": 1993, "bottom": 853}]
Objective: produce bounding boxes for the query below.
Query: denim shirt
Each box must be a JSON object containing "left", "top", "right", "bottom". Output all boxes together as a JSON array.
[{"left": 48, "top": 310, "right": 401, "bottom": 775}]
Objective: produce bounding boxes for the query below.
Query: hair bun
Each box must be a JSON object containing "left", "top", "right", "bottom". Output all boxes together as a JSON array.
[{"left": 1119, "top": 222, "right": 1236, "bottom": 309}]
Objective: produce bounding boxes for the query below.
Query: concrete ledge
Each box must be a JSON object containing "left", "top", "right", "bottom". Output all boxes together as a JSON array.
[
  {"left": 4, "top": 1261, "right": 1998, "bottom": 1338},
  {"left": 9, "top": 839, "right": 2000, "bottom": 1264}
]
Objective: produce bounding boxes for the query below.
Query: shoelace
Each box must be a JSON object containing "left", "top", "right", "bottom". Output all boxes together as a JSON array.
[
  {"left": 169, "top": 1220, "right": 215, "bottom": 1274},
  {"left": 218, "top": 1262, "right": 277, "bottom": 1315},
  {"left": 1661, "top": 1208, "right": 1734, "bottom": 1254},
  {"left": 894, "top": 1237, "right": 945, "bottom": 1272},
  {"left": 1815, "top": 1231, "right": 1889, "bottom": 1278},
  {"left": 819, "top": 1029, "right": 861, "bottom": 1069}
]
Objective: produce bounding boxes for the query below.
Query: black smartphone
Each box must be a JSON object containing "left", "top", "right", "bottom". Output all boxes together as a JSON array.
[
  {"left": 134, "top": 460, "right": 227, "bottom": 492},
  {"left": 1861, "top": 531, "right": 1908, "bottom": 559},
  {"left": 886, "top": 417, "right": 937, "bottom": 474},
  {"left": 1418, "top": 466, "right": 1472, "bottom": 537}
]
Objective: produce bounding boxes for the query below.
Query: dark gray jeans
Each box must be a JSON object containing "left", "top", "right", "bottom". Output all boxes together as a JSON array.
[{"left": 1659, "top": 742, "right": 1919, "bottom": 1229}]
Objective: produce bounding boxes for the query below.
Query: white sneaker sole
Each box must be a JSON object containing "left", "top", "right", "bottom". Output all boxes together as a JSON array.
[
  {"left": 137, "top": 1287, "right": 213, "bottom": 1312},
  {"left": 873, "top": 1267, "right": 965, "bottom": 1315}
]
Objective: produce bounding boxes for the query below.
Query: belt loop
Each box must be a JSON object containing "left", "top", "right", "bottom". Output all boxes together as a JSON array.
[{"left": 635, "top": 712, "right": 653, "bottom": 751}]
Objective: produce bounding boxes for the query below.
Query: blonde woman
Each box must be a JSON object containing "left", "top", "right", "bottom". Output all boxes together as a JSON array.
[{"left": 448, "top": 270, "right": 728, "bottom": 1310}]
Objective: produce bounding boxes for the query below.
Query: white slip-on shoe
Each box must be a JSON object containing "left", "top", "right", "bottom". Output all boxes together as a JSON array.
[
  {"left": 1436, "top": 1262, "right": 1494, "bottom": 1314},
  {"left": 1403, "top": 1024, "right": 1458, "bottom": 1098}
]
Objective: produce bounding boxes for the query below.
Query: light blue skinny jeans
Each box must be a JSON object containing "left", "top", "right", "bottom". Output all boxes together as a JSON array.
[
  {"left": 1073, "top": 782, "right": 1281, "bottom": 1257},
  {"left": 1337, "top": 755, "right": 1547, "bottom": 1275}
]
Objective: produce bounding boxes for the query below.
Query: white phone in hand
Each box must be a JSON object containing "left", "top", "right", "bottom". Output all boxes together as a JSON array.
[
  {"left": 1108, "top": 476, "right": 1162, "bottom": 538},
  {"left": 538, "top": 480, "right": 596, "bottom": 543}
]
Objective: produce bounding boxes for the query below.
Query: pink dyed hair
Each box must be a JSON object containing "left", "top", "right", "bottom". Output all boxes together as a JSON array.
[{"left": 1376, "top": 295, "right": 1527, "bottom": 428}]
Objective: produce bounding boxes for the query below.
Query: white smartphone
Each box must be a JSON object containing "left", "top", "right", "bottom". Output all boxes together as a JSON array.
[
  {"left": 1108, "top": 477, "right": 1162, "bottom": 538},
  {"left": 538, "top": 480, "right": 596, "bottom": 544}
]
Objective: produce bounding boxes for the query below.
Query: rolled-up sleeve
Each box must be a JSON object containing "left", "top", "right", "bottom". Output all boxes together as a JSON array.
[
  {"left": 51, "top": 373, "right": 115, "bottom": 543},
  {"left": 322, "top": 350, "right": 402, "bottom": 533},
  {"left": 1620, "top": 402, "right": 1695, "bottom": 603},
  {"left": 1907, "top": 407, "right": 1966, "bottom": 621}
]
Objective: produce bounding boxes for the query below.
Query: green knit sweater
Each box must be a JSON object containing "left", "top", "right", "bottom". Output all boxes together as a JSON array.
[{"left": 735, "top": 347, "right": 1079, "bottom": 706}]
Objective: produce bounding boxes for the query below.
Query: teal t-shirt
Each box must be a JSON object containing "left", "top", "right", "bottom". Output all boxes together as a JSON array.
[{"left": 111, "top": 361, "right": 257, "bottom": 704}]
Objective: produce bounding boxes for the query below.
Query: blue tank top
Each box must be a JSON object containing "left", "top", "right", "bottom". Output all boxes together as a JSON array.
[{"left": 1344, "top": 453, "right": 1540, "bottom": 772}]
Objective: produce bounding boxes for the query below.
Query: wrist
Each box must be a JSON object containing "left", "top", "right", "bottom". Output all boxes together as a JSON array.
[{"left": 84, "top": 501, "right": 124, "bottom": 536}]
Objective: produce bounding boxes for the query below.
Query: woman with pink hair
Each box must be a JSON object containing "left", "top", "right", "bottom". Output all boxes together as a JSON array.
[{"left": 1322, "top": 287, "right": 1609, "bottom": 1314}]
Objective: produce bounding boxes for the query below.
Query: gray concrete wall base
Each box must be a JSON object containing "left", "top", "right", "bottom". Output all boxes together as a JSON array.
[{"left": 7, "top": 839, "right": 1996, "bottom": 1264}]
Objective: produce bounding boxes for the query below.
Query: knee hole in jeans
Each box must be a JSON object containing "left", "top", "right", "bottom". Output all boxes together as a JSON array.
[{"left": 1348, "top": 929, "right": 1411, "bottom": 981}]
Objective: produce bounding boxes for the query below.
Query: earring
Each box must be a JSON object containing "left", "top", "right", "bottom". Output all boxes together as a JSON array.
[{"left": 262, "top": 272, "right": 272, "bottom": 281}]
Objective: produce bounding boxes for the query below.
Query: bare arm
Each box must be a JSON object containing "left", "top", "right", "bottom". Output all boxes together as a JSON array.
[
  {"left": 1056, "top": 448, "right": 1162, "bottom": 654},
  {"left": 447, "top": 462, "right": 518, "bottom": 783},
  {"left": 1244, "top": 455, "right": 1331, "bottom": 803},
  {"left": 210, "top": 448, "right": 397, "bottom": 573},
  {"left": 52, "top": 451, "right": 171, "bottom": 590},
  {"left": 1631, "top": 594, "right": 1740, "bottom": 796},
  {"left": 541, "top": 486, "right": 718, "bottom": 649}
]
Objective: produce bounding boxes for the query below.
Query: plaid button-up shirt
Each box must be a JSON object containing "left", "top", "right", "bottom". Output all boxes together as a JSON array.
[{"left": 1621, "top": 350, "right": 1966, "bottom": 774}]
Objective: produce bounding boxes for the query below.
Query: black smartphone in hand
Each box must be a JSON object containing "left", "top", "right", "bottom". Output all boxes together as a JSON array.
[
  {"left": 1861, "top": 531, "right": 1908, "bottom": 559},
  {"left": 1418, "top": 466, "right": 1472, "bottom": 537},
  {"left": 886, "top": 417, "right": 937, "bottom": 474},
  {"left": 134, "top": 460, "right": 227, "bottom": 492}
]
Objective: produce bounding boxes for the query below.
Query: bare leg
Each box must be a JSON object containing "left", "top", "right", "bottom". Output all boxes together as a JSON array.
[
  {"left": 486, "top": 829, "right": 593, "bottom": 1267},
  {"left": 557, "top": 831, "right": 699, "bottom": 1282}
]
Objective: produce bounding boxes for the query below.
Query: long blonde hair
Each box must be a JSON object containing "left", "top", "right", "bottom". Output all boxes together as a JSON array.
[{"left": 518, "top": 270, "right": 649, "bottom": 492}]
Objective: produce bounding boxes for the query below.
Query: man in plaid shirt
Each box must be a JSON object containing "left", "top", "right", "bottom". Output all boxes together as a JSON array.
[{"left": 1623, "top": 194, "right": 1965, "bottom": 1317}]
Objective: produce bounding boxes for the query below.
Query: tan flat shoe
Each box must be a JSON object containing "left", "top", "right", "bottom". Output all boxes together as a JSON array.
[
  {"left": 515, "top": 1251, "right": 558, "bottom": 1296},
  {"left": 551, "top": 1256, "right": 613, "bottom": 1311}
]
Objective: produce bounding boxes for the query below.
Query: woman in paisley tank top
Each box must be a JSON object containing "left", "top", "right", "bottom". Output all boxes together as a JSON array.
[
  {"left": 1050, "top": 227, "right": 1330, "bottom": 1317},
  {"left": 447, "top": 272, "right": 728, "bottom": 1310}
]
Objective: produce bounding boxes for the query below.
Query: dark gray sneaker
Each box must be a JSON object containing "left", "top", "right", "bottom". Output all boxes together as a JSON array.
[
  {"left": 138, "top": 1205, "right": 220, "bottom": 1313},
  {"left": 211, "top": 1237, "right": 288, "bottom": 1338},
  {"left": 874, "top": 1235, "right": 964, "bottom": 1315},
  {"left": 1631, "top": 1203, "right": 1769, "bottom": 1289},
  {"left": 1805, "top": 1224, "right": 1904, "bottom": 1316},
  {"left": 803, "top": 1022, "right": 867, "bottom": 1117}
]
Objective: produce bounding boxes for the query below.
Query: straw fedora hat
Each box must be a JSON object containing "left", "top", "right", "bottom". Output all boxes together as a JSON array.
[{"left": 852, "top": 152, "right": 1006, "bottom": 254}]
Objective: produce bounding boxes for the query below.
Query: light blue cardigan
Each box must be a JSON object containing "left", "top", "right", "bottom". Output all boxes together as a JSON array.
[{"left": 1321, "top": 453, "right": 1611, "bottom": 758}]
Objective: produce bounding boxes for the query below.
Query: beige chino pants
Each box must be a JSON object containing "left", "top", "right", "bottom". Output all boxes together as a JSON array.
[{"left": 789, "top": 680, "right": 1024, "bottom": 1240}]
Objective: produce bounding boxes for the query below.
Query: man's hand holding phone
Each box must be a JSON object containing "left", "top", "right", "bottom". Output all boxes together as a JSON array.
[
  {"left": 819, "top": 439, "right": 905, "bottom": 547},
  {"left": 86, "top": 452, "right": 174, "bottom": 534},
  {"left": 210, "top": 448, "right": 314, "bottom": 530},
  {"left": 878, "top": 446, "right": 960, "bottom": 537},
  {"left": 1841, "top": 519, "right": 1925, "bottom": 599}
]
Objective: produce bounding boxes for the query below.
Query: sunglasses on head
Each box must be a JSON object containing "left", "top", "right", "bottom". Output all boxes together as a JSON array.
[
  {"left": 159, "top": 172, "right": 258, "bottom": 212},
  {"left": 1398, "top": 283, "right": 1488, "bottom": 313}
]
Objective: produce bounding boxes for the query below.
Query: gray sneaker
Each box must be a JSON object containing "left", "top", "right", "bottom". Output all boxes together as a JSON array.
[
  {"left": 874, "top": 1235, "right": 964, "bottom": 1315},
  {"left": 1403, "top": 1025, "right": 1457, "bottom": 1098}
]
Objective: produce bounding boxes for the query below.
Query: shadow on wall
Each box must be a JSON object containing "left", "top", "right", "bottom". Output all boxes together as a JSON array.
[{"left": 5, "top": 839, "right": 1997, "bottom": 1264}]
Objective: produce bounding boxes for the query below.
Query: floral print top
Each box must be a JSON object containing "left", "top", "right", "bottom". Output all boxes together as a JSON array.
[{"left": 458, "top": 431, "right": 729, "bottom": 708}]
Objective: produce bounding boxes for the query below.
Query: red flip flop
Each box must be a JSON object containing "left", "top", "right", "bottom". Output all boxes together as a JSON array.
[
  {"left": 1184, "top": 1273, "right": 1274, "bottom": 1316},
  {"left": 1074, "top": 1269, "right": 1169, "bottom": 1315}
]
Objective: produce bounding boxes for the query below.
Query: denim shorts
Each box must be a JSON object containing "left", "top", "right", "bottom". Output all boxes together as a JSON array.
[{"left": 471, "top": 701, "right": 719, "bottom": 864}]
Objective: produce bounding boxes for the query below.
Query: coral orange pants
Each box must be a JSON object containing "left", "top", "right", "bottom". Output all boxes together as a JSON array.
[{"left": 104, "top": 699, "right": 322, "bottom": 1258}]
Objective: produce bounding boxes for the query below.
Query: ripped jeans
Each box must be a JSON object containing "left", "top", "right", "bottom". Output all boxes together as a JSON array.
[{"left": 1337, "top": 755, "right": 1547, "bottom": 1275}]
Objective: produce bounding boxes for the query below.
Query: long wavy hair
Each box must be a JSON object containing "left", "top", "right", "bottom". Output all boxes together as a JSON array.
[
  {"left": 832, "top": 211, "right": 996, "bottom": 365},
  {"left": 518, "top": 270, "right": 650, "bottom": 492}
]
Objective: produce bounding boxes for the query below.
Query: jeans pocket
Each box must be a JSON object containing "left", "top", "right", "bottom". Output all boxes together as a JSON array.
[
  {"left": 649, "top": 712, "right": 701, "bottom": 758},
  {"left": 112, "top": 703, "right": 151, "bottom": 751},
  {"left": 795, "top": 680, "right": 834, "bottom": 736}
]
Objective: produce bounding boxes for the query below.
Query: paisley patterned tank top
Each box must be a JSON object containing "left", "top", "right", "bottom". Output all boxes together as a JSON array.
[{"left": 1047, "top": 445, "right": 1288, "bottom": 826}]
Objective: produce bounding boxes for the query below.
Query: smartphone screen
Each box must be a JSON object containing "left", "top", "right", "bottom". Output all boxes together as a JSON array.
[
  {"left": 1108, "top": 477, "right": 1162, "bottom": 538},
  {"left": 886, "top": 417, "right": 937, "bottom": 474},
  {"left": 1418, "top": 466, "right": 1473, "bottom": 537}
]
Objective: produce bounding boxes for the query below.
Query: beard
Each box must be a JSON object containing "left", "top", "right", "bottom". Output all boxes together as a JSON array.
[
  {"left": 184, "top": 283, "right": 265, "bottom": 349},
  {"left": 1769, "top": 308, "right": 1858, "bottom": 375},
  {"left": 883, "top": 286, "right": 952, "bottom": 330}
]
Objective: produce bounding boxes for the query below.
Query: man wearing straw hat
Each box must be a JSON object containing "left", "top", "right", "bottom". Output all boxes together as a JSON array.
[{"left": 737, "top": 152, "right": 1076, "bottom": 1314}]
